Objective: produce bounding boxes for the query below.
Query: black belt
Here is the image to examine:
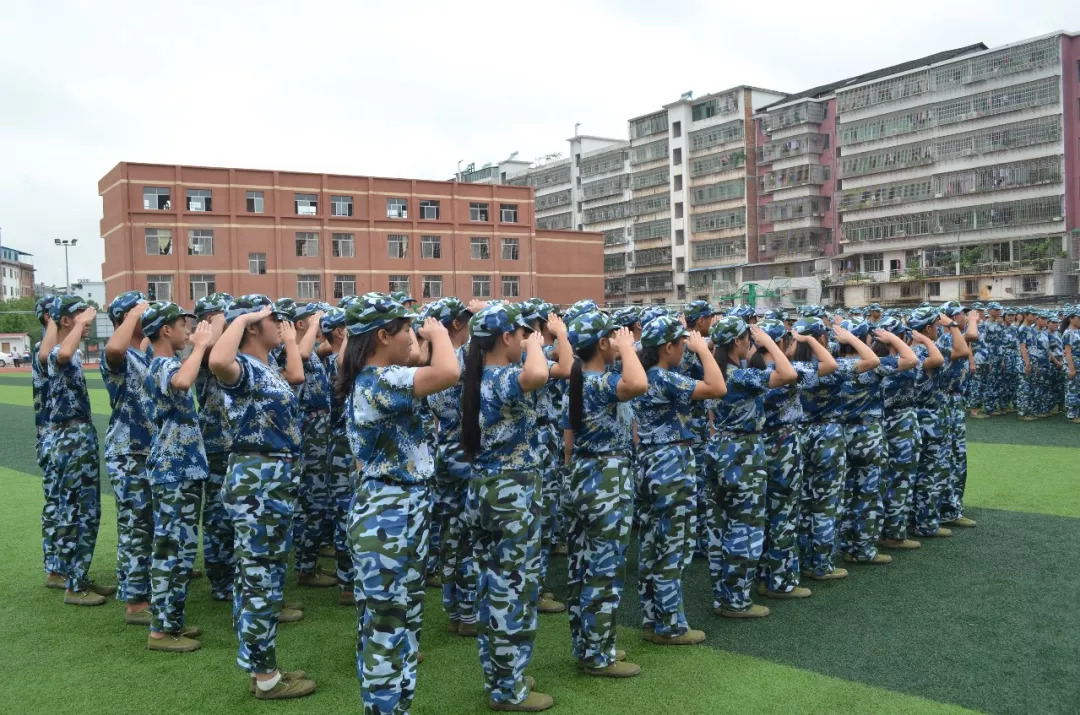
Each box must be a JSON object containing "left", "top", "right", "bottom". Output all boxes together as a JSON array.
[{"left": 51, "top": 417, "right": 90, "bottom": 429}]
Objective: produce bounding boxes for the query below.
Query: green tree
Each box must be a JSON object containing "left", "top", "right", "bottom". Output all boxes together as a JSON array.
[{"left": 0, "top": 297, "right": 42, "bottom": 342}]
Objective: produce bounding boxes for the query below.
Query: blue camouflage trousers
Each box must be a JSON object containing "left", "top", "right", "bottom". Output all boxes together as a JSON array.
[
  {"left": 1016, "top": 371, "right": 1038, "bottom": 417},
  {"left": 294, "top": 412, "right": 331, "bottom": 574},
  {"left": 537, "top": 424, "right": 563, "bottom": 590},
  {"left": 977, "top": 363, "right": 1005, "bottom": 415},
  {"left": 692, "top": 438, "right": 711, "bottom": 557},
  {"left": 202, "top": 453, "right": 235, "bottom": 600},
  {"left": 797, "top": 423, "right": 846, "bottom": 577},
  {"left": 757, "top": 429, "right": 804, "bottom": 593},
  {"left": 840, "top": 421, "right": 885, "bottom": 561},
  {"left": 327, "top": 433, "right": 356, "bottom": 594},
  {"left": 38, "top": 428, "right": 62, "bottom": 576},
  {"left": 469, "top": 468, "right": 541, "bottom": 706},
  {"left": 436, "top": 444, "right": 476, "bottom": 625},
  {"left": 349, "top": 479, "right": 429, "bottom": 715},
  {"left": 880, "top": 407, "right": 920, "bottom": 541},
  {"left": 107, "top": 454, "right": 153, "bottom": 603},
  {"left": 52, "top": 421, "right": 101, "bottom": 591},
  {"left": 939, "top": 395, "right": 968, "bottom": 523},
  {"left": 150, "top": 479, "right": 201, "bottom": 633},
  {"left": 566, "top": 454, "right": 633, "bottom": 668},
  {"left": 705, "top": 433, "right": 767, "bottom": 612},
  {"left": 911, "top": 405, "right": 949, "bottom": 536},
  {"left": 636, "top": 444, "right": 696, "bottom": 637},
  {"left": 223, "top": 454, "right": 297, "bottom": 674},
  {"left": 1066, "top": 370, "right": 1080, "bottom": 419}
]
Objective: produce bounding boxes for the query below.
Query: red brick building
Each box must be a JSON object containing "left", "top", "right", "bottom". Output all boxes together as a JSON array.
[{"left": 98, "top": 162, "right": 602, "bottom": 307}]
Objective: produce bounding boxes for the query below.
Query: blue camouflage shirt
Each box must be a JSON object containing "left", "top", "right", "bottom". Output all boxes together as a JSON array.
[
  {"left": 428, "top": 345, "right": 467, "bottom": 446},
  {"left": 297, "top": 352, "right": 332, "bottom": 415},
  {"left": 46, "top": 345, "right": 92, "bottom": 423},
  {"left": 709, "top": 365, "right": 773, "bottom": 434},
  {"left": 559, "top": 370, "right": 633, "bottom": 455},
  {"left": 936, "top": 331, "right": 970, "bottom": 394},
  {"left": 1021, "top": 326, "right": 1050, "bottom": 369},
  {"left": 474, "top": 365, "right": 539, "bottom": 472},
  {"left": 883, "top": 353, "right": 920, "bottom": 410},
  {"left": 346, "top": 365, "right": 433, "bottom": 484},
  {"left": 1063, "top": 328, "right": 1080, "bottom": 366},
  {"left": 145, "top": 356, "right": 209, "bottom": 484},
  {"left": 194, "top": 366, "right": 233, "bottom": 455},
  {"left": 32, "top": 342, "right": 50, "bottom": 434},
  {"left": 101, "top": 347, "right": 155, "bottom": 457},
  {"left": 764, "top": 360, "right": 818, "bottom": 429},
  {"left": 798, "top": 358, "right": 856, "bottom": 422},
  {"left": 634, "top": 367, "right": 697, "bottom": 446},
  {"left": 840, "top": 355, "right": 899, "bottom": 423},
  {"left": 324, "top": 353, "right": 347, "bottom": 430},
  {"left": 222, "top": 353, "right": 301, "bottom": 456},
  {"left": 676, "top": 348, "right": 709, "bottom": 442}
]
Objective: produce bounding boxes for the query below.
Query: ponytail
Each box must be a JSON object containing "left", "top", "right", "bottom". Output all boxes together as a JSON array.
[
  {"left": 712, "top": 344, "right": 732, "bottom": 373},
  {"left": 638, "top": 344, "right": 661, "bottom": 371},
  {"left": 568, "top": 343, "right": 599, "bottom": 433},
  {"left": 871, "top": 339, "right": 890, "bottom": 358},
  {"left": 333, "top": 318, "right": 410, "bottom": 402},
  {"left": 461, "top": 334, "right": 496, "bottom": 461},
  {"left": 747, "top": 349, "right": 766, "bottom": 370},
  {"left": 792, "top": 341, "right": 814, "bottom": 363}
]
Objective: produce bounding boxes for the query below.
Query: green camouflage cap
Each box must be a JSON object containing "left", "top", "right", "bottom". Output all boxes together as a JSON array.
[
  {"left": 758, "top": 318, "right": 786, "bottom": 342},
  {"left": 793, "top": 317, "right": 828, "bottom": 338},
  {"left": 107, "top": 290, "right": 147, "bottom": 323},
  {"left": 840, "top": 317, "right": 871, "bottom": 339},
  {"left": 320, "top": 307, "right": 346, "bottom": 334},
  {"left": 194, "top": 292, "right": 233, "bottom": 319},
  {"left": 390, "top": 290, "right": 415, "bottom": 305},
  {"left": 35, "top": 294, "right": 56, "bottom": 324},
  {"left": 639, "top": 306, "right": 667, "bottom": 327},
  {"left": 225, "top": 294, "right": 281, "bottom": 324},
  {"left": 141, "top": 301, "right": 195, "bottom": 338},
  {"left": 683, "top": 299, "right": 715, "bottom": 325},
  {"left": 563, "top": 299, "right": 599, "bottom": 323},
  {"left": 345, "top": 293, "right": 411, "bottom": 336},
  {"left": 292, "top": 301, "right": 323, "bottom": 321},
  {"left": 908, "top": 306, "right": 940, "bottom": 331},
  {"left": 272, "top": 297, "right": 297, "bottom": 321},
  {"left": 612, "top": 306, "right": 641, "bottom": 328},
  {"left": 640, "top": 315, "right": 688, "bottom": 348},
  {"left": 940, "top": 300, "right": 965, "bottom": 317},
  {"left": 709, "top": 316, "right": 748, "bottom": 346},
  {"left": 469, "top": 303, "right": 531, "bottom": 339},
  {"left": 51, "top": 294, "right": 89, "bottom": 320},
  {"left": 567, "top": 309, "right": 616, "bottom": 350}
]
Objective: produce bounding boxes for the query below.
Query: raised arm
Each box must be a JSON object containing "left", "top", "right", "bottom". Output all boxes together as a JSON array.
[
  {"left": 280, "top": 321, "right": 305, "bottom": 385},
  {"left": 170, "top": 321, "right": 212, "bottom": 391},
  {"left": 689, "top": 331, "right": 726, "bottom": 400},
  {"left": 834, "top": 325, "right": 880, "bottom": 373},
  {"left": 750, "top": 325, "right": 796, "bottom": 387},
  {"left": 413, "top": 318, "right": 460, "bottom": 397},
  {"left": 297, "top": 311, "right": 324, "bottom": 361},
  {"left": 38, "top": 318, "right": 58, "bottom": 366},
  {"left": 611, "top": 327, "right": 648, "bottom": 400},
  {"left": 546, "top": 315, "right": 574, "bottom": 380},
  {"left": 57, "top": 308, "right": 96, "bottom": 366},
  {"left": 912, "top": 331, "right": 944, "bottom": 371},
  {"left": 965, "top": 311, "right": 980, "bottom": 343},
  {"left": 105, "top": 301, "right": 150, "bottom": 368},
  {"left": 519, "top": 331, "right": 550, "bottom": 393},
  {"left": 875, "top": 329, "right": 917, "bottom": 371},
  {"left": 792, "top": 330, "right": 837, "bottom": 375},
  {"left": 940, "top": 316, "right": 970, "bottom": 361},
  {"left": 209, "top": 307, "right": 270, "bottom": 384}
]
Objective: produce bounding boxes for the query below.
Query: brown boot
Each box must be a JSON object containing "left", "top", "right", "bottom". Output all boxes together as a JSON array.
[
  {"left": 297, "top": 571, "right": 336, "bottom": 588},
  {"left": 924, "top": 527, "right": 953, "bottom": 538},
  {"left": 801, "top": 568, "right": 848, "bottom": 581},
  {"left": 86, "top": 582, "right": 117, "bottom": 597},
  {"left": 44, "top": 573, "right": 66, "bottom": 590},
  {"left": 843, "top": 553, "right": 892, "bottom": 565},
  {"left": 124, "top": 609, "right": 152, "bottom": 626},
  {"left": 648, "top": 629, "right": 706, "bottom": 645},
  {"left": 249, "top": 670, "right": 308, "bottom": 694},
  {"left": 537, "top": 596, "right": 566, "bottom": 614},
  {"left": 64, "top": 589, "right": 106, "bottom": 606},
  {"left": 757, "top": 584, "right": 812, "bottom": 599},
  {"left": 946, "top": 516, "right": 977, "bottom": 528},
  {"left": 279, "top": 607, "right": 304, "bottom": 623},
  {"left": 317, "top": 545, "right": 336, "bottom": 558},
  {"left": 425, "top": 574, "right": 442, "bottom": 589},
  {"left": 488, "top": 691, "right": 554, "bottom": 712},
  {"left": 284, "top": 601, "right": 305, "bottom": 611},
  {"left": 880, "top": 538, "right": 921, "bottom": 550},
  {"left": 577, "top": 650, "right": 628, "bottom": 668},
  {"left": 147, "top": 633, "right": 201, "bottom": 652},
  {"left": 254, "top": 675, "right": 316, "bottom": 700},
  {"left": 715, "top": 603, "right": 770, "bottom": 619},
  {"left": 584, "top": 661, "right": 642, "bottom": 678}
]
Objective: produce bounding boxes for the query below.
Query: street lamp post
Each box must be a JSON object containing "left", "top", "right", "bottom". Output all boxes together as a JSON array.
[{"left": 54, "top": 238, "right": 77, "bottom": 293}]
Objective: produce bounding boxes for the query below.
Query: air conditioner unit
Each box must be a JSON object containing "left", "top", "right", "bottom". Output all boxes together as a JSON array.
[{"left": 401, "top": 210, "right": 408, "bottom": 219}]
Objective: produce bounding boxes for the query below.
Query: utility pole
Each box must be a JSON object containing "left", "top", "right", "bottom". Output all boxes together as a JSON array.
[{"left": 54, "top": 238, "right": 77, "bottom": 293}]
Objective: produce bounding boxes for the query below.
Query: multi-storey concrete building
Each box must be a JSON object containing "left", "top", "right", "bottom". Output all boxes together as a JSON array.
[
  {"left": 98, "top": 162, "right": 603, "bottom": 308},
  {"left": 0, "top": 246, "right": 36, "bottom": 300}
]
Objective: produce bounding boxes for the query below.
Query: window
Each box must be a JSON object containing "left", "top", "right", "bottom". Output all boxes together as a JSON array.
[
  {"left": 472, "top": 275, "right": 491, "bottom": 297},
  {"left": 676, "top": 257, "right": 685, "bottom": 272},
  {"left": 675, "top": 202, "right": 684, "bottom": 219},
  {"left": 295, "top": 193, "right": 318, "bottom": 215},
  {"left": 331, "top": 195, "right": 353, "bottom": 217},
  {"left": 674, "top": 175, "right": 683, "bottom": 191},
  {"left": 868, "top": 285, "right": 882, "bottom": 299},
  {"left": 145, "top": 228, "right": 172, "bottom": 255},
  {"left": 672, "top": 121, "right": 682, "bottom": 138},
  {"left": 189, "top": 274, "right": 216, "bottom": 301},
  {"left": 143, "top": 187, "right": 171, "bottom": 210},
  {"left": 500, "top": 204, "right": 518, "bottom": 222},
  {"left": 673, "top": 148, "right": 682, "bottom": 164},
  {"left": 186, "top": 189, "right": 212, "bottom": 212},
  {"left": 297, "top": 274, "right": 321, "bottom": 300},
  {"left": 864, "top": 253, "right": 884, "bottom": 273},
  {"left": 470, "top": 202, "right": 489, "bottom": 221},
  {"left": 387, "top": 234, "right": 408, "bottom": 258},
  {"left": 1022, "top": 275, "right": 1041, "bottom": 293},
  {"left": 927, "top": 282, "right": 941, "bottom": 297},
  {"left": 386, "top": 198, "right": 408, "bottom": 219},
  {"left": 187, "top": 229, "right": 214, "bottom": 255},
  {"left": 147, "top": 274, "right": 173, "bottom": 301},
  {"left": 295, "top": 232, "right": 319, "bottom": 257},
  {"left": 422, "top": 275, "right": 443, "bottom": 299},
  {"left": 330, "top": 233, "right": 354, "bottom": 258},
  {"left": 675, "top": 229, "right": 685, "bottom": 246},
  {"left": 246, "top": 190, "right": 264, "bottom": 213},
  {"left": 249, "top": 252, "right": 267, "bottom": 275},
  {"left": 501, "top": 237, "right": 519, "bottom": 260},
  {"left": 792, "top": 288, "right": 808, "bottom": 301},
  {"left": 417, "top": 235, "right": 441, "bottom": 259},
  {"left": 333, "top": 275, "right": 356, "bottom": 299},
  {"left": 501, "top": 275, "right": 520, "bottom": 298},
  {"left": 419, "top": 200, "right": 440, "bottom": 220},
  {"left": 470, "top": 237, "right": 490, "bottom": 260},
  {"left": 388, "top": 275, "right": 410, "bottom": 293}
]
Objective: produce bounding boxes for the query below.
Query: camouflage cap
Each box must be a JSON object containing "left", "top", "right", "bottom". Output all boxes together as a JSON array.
[
  {"left": 793, "top": 317, "right": 828, "bottom": 338},
  {"left": 908, "top": 306, "right": 940, "bottom": 331},
  {"left": 986, "top": 301, "right": 1003, "bottom": 311},
  {"left": 709, "top": 316, "right": 748, "bottom": 346},
  {"left": 876, "top": 315, "right": 904, "bottom": 336},
  {"left": 611, "top": 306, "right": 641, "bottom": 328},
  {"left": 757, "top": 318, "right": 787, "bottom": 343},
  {"left": 35, "top": 295, "right": 56, "bottom": 324},
  {"left": 338, "top": 295, "right": 359, "bottom": 309},
  {"left": 194, "top": 292, "right": 233, "bottom": 319},
  {"left": 563, "top": 299, "right": 599, "bottom": 323},
  {"left": 107, "top": 290, "right": 147, "bottom": 323},
  {"left": 867, "top": 303, "right": 883, "bottom": 313},
  {"left": 940, "top": 300, "right": 965, "bottom": 317},
  {"left": 639, "top": 306, "right": 667, "bottom": 327},
  {"left": 225, "top": 294, "right": 280, "bottom": 324},
  {"left": 320, "top": 307, "right": 347, "bottom": 335},
  {"left": 970, "top": 301, "right": 985, "bottom": 311},
  {"left": 469, "top": 302, "right": 531, "bottom": 339},
  {"left": 567, "top": 309, "right": 617, "bottom": 350},
  {"left": 292, "top": 301, "right": 323, "bottom": 321},
  {"left": 390, "top": 290, "right": 415, "bottom": 305},
  {"left": 728, "top": 305, "right": 754, "bottom": 320},
  {"left": 840, "top": 317, "right": 871, "bottom": 339},
  {"left": 345, "top": 293, "right": 411, "bottom": 336},
  {"left": 141, "top": 301, "right": 196, "bottom": 339},
  {"left": 800, "top": 304, "right": 827, "bottom": 318},
  {"left": 640, "top": 315, "right": 688, "bottom": 348},
  {"left": 51, "top": 294, "right": 89, "bottom": 320},
  {"left": 272, "top": 297, "right": 297, "bottom": 321},
  {"left": 683, "top": 299, "right": 715, "bottom": 326},
  {"left": 764, "top": 308, "right": 790, "bottom": 322},
  {"left": 519, "top": 298, "right": 544, "bottom": 324}
]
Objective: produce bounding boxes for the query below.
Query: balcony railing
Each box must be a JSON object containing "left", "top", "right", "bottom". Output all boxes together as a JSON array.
[{"left": 759, "top": 164, "right": 829, "bottom": 193}]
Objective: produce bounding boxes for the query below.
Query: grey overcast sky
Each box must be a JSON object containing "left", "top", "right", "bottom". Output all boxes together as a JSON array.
[{"left": 0, "top": 0, "right": 1075, "bottom": 288}]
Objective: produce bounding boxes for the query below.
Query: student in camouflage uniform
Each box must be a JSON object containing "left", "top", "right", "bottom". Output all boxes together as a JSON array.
[
  {"left": 335, "top": 293, "right": 458, "bottom": 714},
  {"left": 705, "top": 317, "right": 795, "bottom": 618},
  {"left": 757, "top": 319, "right": 837, "bottom": 599},
  {"left": 677, "top": 300, "right": 717, "bottom": 559},
  {"left": 562, "top": 310, "right": 647, "bottom": 678},
  {"left": 319, "top": 306, "right": 358, "bottom": 605},
  {"left": 460, "top": 303, "right": 563, "bottom": 711},
  {"left": 633, "top": 316, "right": 725, "bottom": 646},
  {"left": 1062, "top": 308, "right": 1080, "bottom": 421},
  {"left": 192, "top": 293, "right": 236, "bottom": 601},
  {"left": 141, "top": 302, "right": 211, "bottom": 652},
  {"left": 1017, "top": 311, "right": 1045, "bottom": 419},
  {"left": 938, "top": 303, "right": 979, "bottom": 529},
  {"left": 33, "top": 295, "right": 63, "bottom": 588},
  {"left": 209, "top": 295, "right": 313, "bottom": 700},
  {"left": 1048, "top": 315, "right": 1065, "bottom": 413},
  {"left": 101, "top": 292, "right": 157, "bottom": 622},
  {"left": 40, "top": 296, "right": 112, "bottom": 606},
  {"left": 972, "top": 303, "right": 1006, "bottom": 418}
]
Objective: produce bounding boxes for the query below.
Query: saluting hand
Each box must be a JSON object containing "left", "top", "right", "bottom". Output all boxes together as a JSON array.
[
  {"left": 610, "top": 327, "right": 633, "bottom": 351},
  {"left": 547, "top": 314, "right": 567, "bottom": 339},
  {"left": 417, "top": 317, "right": 447, "bottom": 341},
  {"left": 280, "top": 320, "right": 298, "bottom": 344},
  {"left": 190, "top": 320, "right": 213, "bottom": 349},
  {"left": 685, "top": 330, "right": 709, "bottom": 355}
]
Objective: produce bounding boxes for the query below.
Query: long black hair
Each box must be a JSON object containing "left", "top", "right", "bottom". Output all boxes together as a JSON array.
[
  {"left": 747, "top": 349, "right": 767, "bottom": 370},
  {"left": 568, "top": 343, "right": 600, "bottom": 433},
  {"left": 871, "top": 339, "right": 891, "bottom": 357},
  {"left": 333, "top": 318, "right": 410, "bottom": 402},
  {"left": 461, "top": 334, "right": 498, "bottom": 461},
  {"left": 712, "top": 330, "right": 747, "bottom": 373},
  {"left": 792, "top": 340, "right": 815, "bottom": 363},
  {"left": 638, "top": 344, "right": 661, "bottom": 371}
]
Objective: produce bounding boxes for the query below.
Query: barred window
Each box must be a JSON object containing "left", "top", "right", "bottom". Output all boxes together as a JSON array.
[
  {"left": 630, "top": 139, "right": 668, "bottom": 166},
  {"left": 691, "top": 148, "right": 747, "bottom": 177},
  {"left": 536, "top": 188, "right": 572, "bottom": 211},
  {"left": 758, "top": 135, "right": 827, "bottom": 164},
  {"left": 631, "top": 168, "right": 669, "bottom": 190},
  {"left": 580, "top": 151, "right": 626, "bottom": 178},
  {"left": 581, "top": 175, "right": 628, "bottom": 201},
  {"left": 759, "top": 165, "right": 829, "bottom": 193},
  {"left": 295, "top": 232, "right": 319, "bottom": 257},
  {"left": 690, "top": 179, "right": 745, "bottom": 206},
  {"left": 420, "top": 235, "right": 441, "bottom": 259},
  {"left": 472, "top": 275, "right": 491, "bottom": 297},
  {"left": 388, "top": 275, "right": 410, "bottom": 293},
  {"left": 630, "top": 194, "right": 670, "bottom": 217},
  {"left": 145, "top": 228, "right": 172, "bottom": 255},
  {"left": 692, "top": 93, "right": 738, "bottom": 121},
  {"left": 688, "top": 120, "right": 743, "bottom": 151},
  {"left": 759, "top": 197, "right": 830, "bottom": 223},
  {"left": 501, "top": 237, "right": 519, "bottom": 261},
  {"left": 297, "top": 274, "right": 321, "bottom": 300},
  {"left": 332, "top": 233, "right": 354, "bottom": 258},
  {"left": 630, "top": 112, "right": 668, "bottom": 139},
  {"left": 470, "top": 237, "right": 490, "bottom": 260},
  {"left": 632, "top": 219, "right": 670, "bottom": 241},
  {"left": 604, "top": 253, "right": 627, "bottom": 272},
  {"left": 189, "top": 274, "right": 215, "bottom": 301},
  {"left": 692, "top": 208, "right": 745, "bottom": 233},
  {"left": 536, "top": 212, "right": 572, "bottom": 230},
  {"left": 187, "top": 229, "right": 214, "bottom": 256},
  {"left": 333, "top": 275, "right": 356, "bottom": 300},
  {"left": 387, "top": 234, "right": 407, "bottom": 259},
  {"left": 760, "top": 102, "right": 825, "bottom": 134},
  {"left": 930, "top": 36, "right": 1060, "bottom": 90},
  {"left": 422, "top": 275, "right": 442, "bottom": 299},
  {"left": 147, "top": 274, "right": 173, "bottom": 301},
  {"left": 693, "top": 238, "right": 745, "bottom": 261},
  {"left": 583, "top": 202, "right": 630, "bottom": 224},
  {"left": 634, "top": 246, "right": 671, "bottom": 267},
  {"left": 501, "top": 275, "right": 520, "bottom": 298}
]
